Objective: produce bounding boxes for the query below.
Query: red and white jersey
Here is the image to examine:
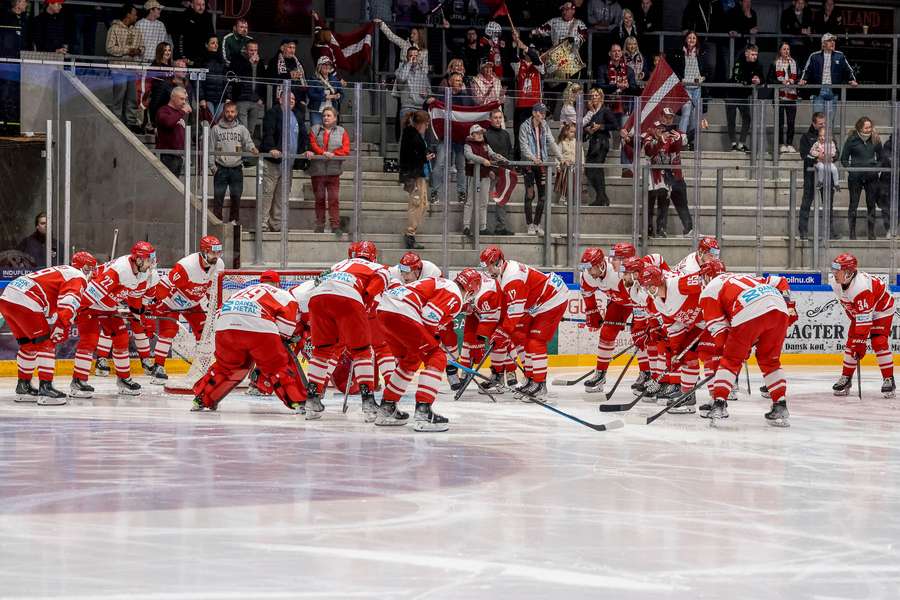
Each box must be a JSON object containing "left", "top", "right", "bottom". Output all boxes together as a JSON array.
[
  {"left": 83, "top": 255, "right": 152, "bottom": 312},
  {"left": 580, "top": 258, "right": 620, "bottom": 312},
  {"left": 650, "top": 272, "right": 704, "bottom": 335},
  {"left": 158, "top": 253, "right": 223, "bottom": 311},
  {"left": 387, "top": 260, "right": 442, "bottom": 287},
  {"left": 1, "top": 265, "right": 88, "bottom": 325},
  {"left": 378, "top": 277, "right": 463, "bottom": 334},
  {"left": 216, "top": 283, "right": 298, "bottom": 337},
  {"left": 289, "top": 279, "right": 317, "bottom": 328},
  {"left": 498, "top": 261, "right": 568, "bottom": 332},
  {"left": 830, "top": 271, "right": 894, "bottom": 329},
  {"left": 700, "top": 274, "right": 789, "bottom": 337},
  {"left": 674, "top": 251, "right": 702, "bottom": 275},
  {"left": 312, "top": 258, "right": 389, "bottom": 306}
]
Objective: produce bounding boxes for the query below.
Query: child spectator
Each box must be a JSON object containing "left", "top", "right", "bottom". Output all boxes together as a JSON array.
[
  {"left": 810, "top": 127, "right": 839, "bottom": 192},
  {"left": 555, "top": 121, "right": 581, "bottom": 205},
  {"left": 463, "top": 124, "right": 504, "bottom": 237}
]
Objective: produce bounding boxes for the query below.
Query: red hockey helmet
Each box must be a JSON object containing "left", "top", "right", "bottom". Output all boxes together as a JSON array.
[
  {"left": 347, "top": 241, "right": 361, "bottom": 259},
  {"left": 579, "top": 247, "right": 605, "bottom": 270},
  {"left": 200, "top": 235, "right": 222, "bottom": 253},
  {"left": 398, "top": 251, "right": 423, "bottom": 274},
  {"left": 259, "top": 270, "right": 280, "bottom": 285},
  {"left": 831, "top": 253, "right": 858, "bottom": 273},
  {"left": 698, "top": 236, "right": 720, "bottom": 257},
  {"left": 71, "top": 251, "right": 97, "bottom": 271},
  {"left": 479, "top": 245, "right": 505, "bottom": 268},
  {"left": 622, "top": 256, "right": 645, "bottom": 274},
  {"left": 611, "top": 242, "right": 637, "bottom": 260},
  {"left": 130, "top": 241, "right": 156, "bottom": 263},
  {"left": 355, "top": 240, "right": 378, "bottom": 262},
  {"left": 455, "top": 267, "right": 482, "bottom": 296},
  {"left": 638, "top": 265, "right": 666, "bottom": 289},
  {"left": 699, "top": 259, "right": 726, "bottom": 280}
]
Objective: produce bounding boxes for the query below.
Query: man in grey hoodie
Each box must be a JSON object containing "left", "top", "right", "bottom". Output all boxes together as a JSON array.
[{"left": 209, "top": 101, "right": 257, "bottom": 224}]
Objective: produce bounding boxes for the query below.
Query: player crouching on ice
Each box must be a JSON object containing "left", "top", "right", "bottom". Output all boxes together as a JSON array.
[
  {"left": 191, "top": 271, "right": 309, "bottom": 414},
  {"left": 829, "top": 253, "right": 895, "bottom": 398}
]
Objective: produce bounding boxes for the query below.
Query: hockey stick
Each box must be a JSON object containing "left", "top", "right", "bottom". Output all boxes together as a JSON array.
[
  {"left": 552, "top": 343, "right": 636, "bottom": 386},
  {"left": 604, "top": 348, "right": 637, "bottom": 400},
  {"left": 454, "top": 340, "right": 494, "bottom": 401},
  {"left": 644, "top": 373, "right": 715, "bottom": 425},
  {"left": 282, "top": 338, "right": 309, "bottom": 388},
  {"left": 562, "top": 318, "right": 629, "bottom": 327},
  {"left": 744, "top": 361, "right": 751, "bottom": 396},
  {"left": 447, "top": 359, "right": 497, "bottom": 402},
  {"left": 856, "top": 363, "right": 862, "bottom": 400},
  {"left": 522, "top": 395, "right": 624, "bottom": 431},
  {"left": 341, "top": 360, "right": 354, "bottom": 414}
]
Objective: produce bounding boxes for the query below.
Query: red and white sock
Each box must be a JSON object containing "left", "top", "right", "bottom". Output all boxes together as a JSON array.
[
  {"left": 16, "top": 349, "right": 36, "bottom": 380},
  {"left": 415, "top": 367, "right": 442, "bottom": 404},
  {"left": 112, "top": 350, "right": 131, "bottom": 379},
  {"left": 36, "top": 350, "right": 56, "bottom": 382}
]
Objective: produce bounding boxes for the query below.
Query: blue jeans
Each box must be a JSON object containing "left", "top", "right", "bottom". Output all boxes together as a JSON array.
[
  {"left": 432, "top": 142, "right": 466, "bottom": 198},
  {"left": 309, "top": 111, "right": 323, "bottom": 128},
  {"left": 679, "top": 87, "right": 702, "bottom": 137},
  {"left": 813, "top": 88, "right": 838, "bottom": 130}
]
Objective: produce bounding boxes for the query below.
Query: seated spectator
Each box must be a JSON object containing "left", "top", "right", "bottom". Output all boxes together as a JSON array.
[
  {"left": 555, "top": 121, "right": 581, "bottom": 204},
  {"left": 559, "top": 82, "right": 583, "bottom": 124},
  {"left": 810, "top": 126, "right": 839, "bottom": 192},
  {"left": 308, "top": 107, "right": 350, "bottom": 234},
  {"left": 231, "top": 40, "right": 265, "bottom": 144},
  {"left": 135, "top": 0, "right": 168, "bottom": 63},
  {"left": 174, "top": 0, "right": 214, "bottom": 65},
  {"left": 470, "top": 59, "right": 503, "bottom": 105},
  {"left": 307, "top": 56, "right": 343, "bottom": 128},
  {"left": 31, "top": 0, "right": 72, "bottom": 54},
  {"left": 597, "top": 43, "right": 638, "bottom": 126},
  {"left": 768, "top": 41, "right": 799, "bottom": 153},
  {"left": 799, "top": 33, "right": 857, "bottom": 130},
  {"left": 612, "top": 9, "right": 639, "bottom": 48},
  {"left": 583, "top": 87, "right": 617, "bottom": 206},
  {"left": 198, "top": 35, "right": 227, "bottom": 122},
  {"left": 221, "top": 17, "right": 251, "bottom": 66},
  {"left": 463, "top": 124, "right": 504, "bottom": 237},
  {"left": 623, "top": 36, "right": 649, "bottom": 85},
  {"left": 17, "top": 212, "right": 57, "bottom": 269},
  {"left": 155, "top": 85, "right": 191, "bottom": 176},
  {"left": 266, "top": 39, "right": 308, "bottom": 105},
  {"left": 670, "top": 30, "right": 711, "bottom": 147},
  {"left": 725, "top": 44, "right": 762, "bottom": 152},
  {"left": 395, "top": 47, "right": 431, "bottom": 125},
  {"left": 840, "top": 117, "right": 882, "bottom": 240},
  {"left": 483, "top": 108, "right": 513, "bottom": 235},
  {"left": 209, "top": 101, "right": 257, "bottom": 224},
  {"left": 399, "top": 110, "right": 433, "bottom": 249},
  {"left": 814, "top": 0, "right": 844, "bottom": 34},
  {"left": 105, "top": 3, "right": 144, "bottom": 132},
  {"left": 519, "top": 103, "right": 562, "bottom": 236},
  {"left": 260, "top": 91, "right": 310, "bottom": 233}
]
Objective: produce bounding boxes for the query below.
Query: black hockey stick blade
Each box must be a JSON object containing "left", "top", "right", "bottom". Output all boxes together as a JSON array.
[
  {"left": 604, "top": 350, "right": 636, "bottom": 400},
  {"left": 524, "top": 395, "right": 624, "bottom": 431},
  {"left": 342, "top": 360, "right": 354, "bottom": 414},
  {"left": 645, "top": 374, "right": 715, "bottom": 425},
  {"left": 599, "top": 390, "right": 646, "bottom": 412}
]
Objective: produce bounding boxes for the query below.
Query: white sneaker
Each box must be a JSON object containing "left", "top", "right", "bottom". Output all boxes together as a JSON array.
[
  {"left": 779, "top": 144, "right": 787, "bottom": 153},
  {"left": 527, "top": 224, "right": 536, "bottom": 235},
  {"left": 535, "top": 225, "right": 545, "bottom": 236},
  {"left": 786, "top": 145, "right": 797, "bottom": 153}
]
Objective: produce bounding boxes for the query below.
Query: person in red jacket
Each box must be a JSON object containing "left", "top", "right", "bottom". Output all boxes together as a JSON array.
[{"left": 155, "top": 86, "right": 191, "bottom": 175}]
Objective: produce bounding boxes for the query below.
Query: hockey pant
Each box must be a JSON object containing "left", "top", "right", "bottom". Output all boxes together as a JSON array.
[
  {"left": 666, "top": 325, "right": 703, "bottom": 392},
  {"left": 509, "top": 303, "right": 567, "bottom": 384},
  {"left": 711, "top": 312, "right": 789, "bottom": 404},
  {"left": 0, "top": 298, "right": 57, "bottom": 382},
  {"left": 307, "top": 294, "right": 374, "bottom": 394},
  {"left": 154, "top": 308, "right": 206, "bottom": 367},
  {"left": 629, "top": 314, "right": 651, "bottom": 373},
  {"left": 368, "top": 311, "right": 396, "bottom": 386},
  {"left": 841, "top": 315, "right": 894, "bottom": 379},
  {"left": 378, "top": 311, "right": 446, "bottom": 405},
  {"left": 96, "top": 316, "right": 153, "bottom": 361},
  {"left": 460, "top": 314, "right": 513, "bottom": 374},
  {"left": 74, "top": 313, "right": 132, "bottom": 380},
  {"left": 595, "top": 301, "right": 633, "bottom": 372}
]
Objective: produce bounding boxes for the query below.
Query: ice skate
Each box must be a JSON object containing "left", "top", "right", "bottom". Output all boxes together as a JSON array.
[
  {"left": 506, "top": 371, "right": 518, "bottom": 390},
  {"left": 642, "top": 378, "right": 661, "bottom": 402},
  {"left": 191, "top": 396, "right": 217, "bottom": 412},
  {"left": 116, "top": 377, "right": 141, "bottom": 396},
  {"left": 882, "top": 376, "right": 896, "bottom": 399},
  {"left": 760, "top": 385, "right": 770, "bottom": 399},
  {"left": 832, "top": 375, "right": 852, "bottom": 396},
  {"left": 583, "top": 370, "right": 606, "bottom": 393},
  {"left": 764, "top": 400, "right": 790, "bottom": 427},
  {"left": 702, "top": 399, "right": 729, "bottom": 425},
  {"left": 667, "top": 391, "right": 696, "bottom": 414},
  {"left": 727, "top": 387, "right": 737, "bottom": 401},
  {"left": 359, "top": 384, "right": 378, "bottom": 423},
  {"left": 246, "top": 383, "right": 263, "bottom": 396},
  {"left": 514, "top": 379, "right": 537, "bottom": 400},
  {"left": 149, "top": 364, "right": 168, "bottom": 384},
  {"left": 447, "top": 367, "right": 462, "bottom": 392},
  {"left": 290, "top": 402, "right": 306, "bottom": 415},
  {"left": 95, "top": 357, "right": 110, "bottom": 377},
  {"left": 304, "top": 382, "right": 324, "bottom": 420},
  {"left": 69, "top": 378, "right": 94, "bottom": 398},
  {"left": 141, "top": 358, "right": 155, "bottom": 376},
  {"left": 659, "top": 383, "right": 681, "bottom": 402},
  {"left": 631, "top": 371, "right": 650, "bottom": 393},
  {"left": 37, "top": 381, "right": 67, "bottom": 406},
  {"left": 478, "top": 371, "right": 505, "bottom": 395},
  {"left": 413, "top": 402, "right": 449, "bottom": 432},
  {"left": 15, "top": 379, "right": 38, "bottom": 403},
  {"left": 375, "top": 400, "right": 409, "bottom": 426}
]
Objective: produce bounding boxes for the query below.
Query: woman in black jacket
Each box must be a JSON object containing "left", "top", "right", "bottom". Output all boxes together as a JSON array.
[
  {"left": 399, "top": 110, "right": 434, "bottom": 250},
  {"left": 840, "top": 116, "right": 883, "bottom": 239}
]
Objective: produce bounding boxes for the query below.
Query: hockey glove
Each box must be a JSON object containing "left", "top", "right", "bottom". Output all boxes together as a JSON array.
[
  {"left": 50, "top": 324, "right": 69, "bottom": 344},
  {"left": 585, "top": 309, "right": 603, "bottom": 330},
  {"left": 848, "top": 338, "right": 867, "bottom": 360}
]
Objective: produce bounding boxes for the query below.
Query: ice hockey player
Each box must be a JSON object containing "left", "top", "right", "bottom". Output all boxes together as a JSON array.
[
  {"left": 388, "top": 251, "right": 442, "bottom": 285},
  {"left": 480, "top": 245, "right": 568, "bottom": 400},
  {"left": 306, "top": 241, "right": 390, "bottom": 422},
  {"left": 191, "top": 270, "right": 308, "bottom": 413},
  {"left": 149, "top": 235, "right": 224, "bottom": 383},
  {"left": 829, "top": 253, "right": 895, "bottom": 398},
  {"left": 93, "top": 269, "right": 159, "bottom": 379},
  {"left": 71, "top": 242, "right": 157, "bottom": 397},
  {"left": 0, "top": 251, "right": 97, "bottom": 405},
  {"left": 674, "top": 236, "right": 720, "bottom": 274},
  {"left": 699, "top": 259, "right": 792, "bottom": 426},
  {"left": 376, "top": 272, "right": 469, "bottom": 431}
]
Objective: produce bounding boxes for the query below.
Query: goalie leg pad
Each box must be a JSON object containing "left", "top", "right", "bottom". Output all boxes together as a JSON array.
[{"left": 193, "top": 363, "right": 251, "bottom": 409}]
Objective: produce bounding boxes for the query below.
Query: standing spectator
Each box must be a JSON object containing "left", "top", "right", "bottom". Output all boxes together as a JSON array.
[
  {"left": 583, "top": 87, "right": 617, "bottom": 206},
  {"left": 644, "top": 109, "right": 693, "bottom": 236},
  {"left": 768, "top": 41, "right": 799, "bottom": 153},
  {"left": 460, "top": 27, "right": 487, "bottom": 78},
  {"left": 31, "top": 0, "right": 72, "bottom": 54},
  {"left": 780, "top": 0, "right": 813, "bottom": 63},
  {"left": 555, "top": 121, "right": 581, "bottom": 204},
  {"left": 0, "top": 0, "right": 29, "bottom": 135},
  {"left": 876, "top": 136, "right": 894, "bottom": 234},
  {"left": 221, "top": 17, "right": 251, "bottom": 66},
  {"left": 725, "top": 0, "right": 758, "bottom": 45},
  {"left": 438, "top": 58, "right": 467, "bottom": 88},
  {"left": 430, "top": 72, "right": 472, "bottom": 205},
  {"left": 799, "top": 33, "right": 857, "bottom": 129},
  {"left": 681, "top": 0, "right": 714, "bottom": 36},
  {"left": 635, "top": 0, "right": 660, "bottom": 51},
  {"left": 484, "top": 108, "right": 513, "bottom": 235},
  {"left": 725, "top": 44, "right": 762, "bottom": 152},
  {"left": 148, "top": 55, "right": 190, "bottom": 128},
  {"left": 814, "top": 0, "right": 844, "bottom": 35},
  {"left": 510, "top": 35, "right": 544, "bottom": 151},
  {"left": 611, "top": 9, "right": 638, "bottom": 49},
  {"left": 559, "top": 81, "right": 583, "bottom": 124},
  {"left": 198, "top": 35, "right": 227, "bottom": 122},
  {"left": 260, "top": 91, "right": 310, "bottom": 233},
  {"left": 135, "top": 0, "right": 168, "bottom": 63},
  {"left": 518, "top": 103, "right": 562, "bottom": 235},
  {"left": 463, "top": 124, "right": 504, "bottom": 237},
  {"left": 231, "top": 40, "right": 264, "bottom": 144},
  {"left": 798, "top": 111, "right": 828, "bottom": 240},
  {"left": 308, "top": 107, "right": 350, "bottom": 234},
  {"left": 670, "top": 31, "right": 711, "bottom": 148},
  {"left": 307, "top": 56, "right": 343, "bottom": 128},
  {"left": 266, "top": 39, "right": 308, "bottom": 105},
  {"left": 623, "top": 36, "right": 648, "bottom": 86},
  {"left": 587, "top": 0, "right": 623, "bottom": 36},
  {"left": 840, "top": 117, "right": 882, "bottom": 240},
  {"left": 17, "top": 212, "right": 57, "bottom": 268},
  {"left": 209, "top": 101, "right": 257, "bottom": 224},
  {"left": 155, "top": 85, "right": 190, "bottom": 176},
  {"left": 470, "top": 59, "right": 503, "bottom": 105},
  {"left": 174, "top": 0, "right": 213, "bottom": 65},
  {"left": 106, "top": 3, "right": 144, "bottom": 133},
  {"left": 310, "top": 24, "right": 339, "bottom": 69},
  {"left": 810, "top": 126, "right": 839, "bottom": 193},
  {"left": 399, "top": 110, "right": 432, "bottom": 249},
  {"left": 375, "top": 18, "right": 429, "bottom": 69},
  {"left": 597, "top": 43, "right": 638, "bottom": 127},
  {"left": 531, "top": 2, "right": 588, "bottom": 70},
  {"left": 142, "top": 41, "right": 171, "bottom": 129},
  {"left": 395, "top": 47, "right": 431, "bottom": 125}
]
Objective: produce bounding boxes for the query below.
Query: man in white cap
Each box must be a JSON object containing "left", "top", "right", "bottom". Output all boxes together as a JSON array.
[
  {"left": 463, "top": 124, "right": 505, "bottom": 237},
  {"left": 136, "top": 0, "right": 170, "bottom": 63},
  {"left": 799, "top": 33, "right": 857, "bottom": 128}
]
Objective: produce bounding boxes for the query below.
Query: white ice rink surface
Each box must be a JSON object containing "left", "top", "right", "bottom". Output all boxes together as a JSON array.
[{"left": 1, "top": 365, "right": 899, "bottom": 599}]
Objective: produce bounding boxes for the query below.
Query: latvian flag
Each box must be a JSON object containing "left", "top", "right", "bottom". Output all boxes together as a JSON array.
[
  {"left": 313, "top": 15, "right": 375, "bottom": 73},
  {"left": 492, "top": 167, "right": 518, "bottom": 206},
  {"left": 621, "top": 57, "right": 689, "bottom": 138},
  {"left": 428, "top": 101, "right": 501, "bottom": 144}
]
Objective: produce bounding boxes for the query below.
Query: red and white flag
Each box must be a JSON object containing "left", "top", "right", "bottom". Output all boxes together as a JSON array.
[
  {"left": 313, "top": 16, "right": 375, "bottom": 73},
  {"left": 492, "top": 167, "right": 518, "bottom": 206},
  {"left": 621, "top": 57, "right": 689, "bottom": 138},
  {"left": 428, "top": 101, "right": 501, "bottom": 144}
]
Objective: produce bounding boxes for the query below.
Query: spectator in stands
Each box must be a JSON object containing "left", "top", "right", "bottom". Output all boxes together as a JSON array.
[
  {"left": 555, "top": 121, "right": 581, "bottom": 204},
  {"left": 470, "top": 59, "right": 503, "bottom": 105},
  {"left": 155, "top": 85, "right": 190, "bottom": 176},
  {"left": 671, "top": 30, "right": 711, "bottom": 148},
  {"left": 798, "top": 111, "right": 827, "bottom": 240},
  {"left": 681, "top": 0, "right": 714, "bottom": 37},
  {"left": 768, "top": 41, "right": 799, "bottom": 154},
  {"left": 461, "top": 27, "right": 487, "bottom": 78},
  {"left": 612, "top": 9, "right": 638, "bottom": 49},
  {"left": 399, "top": 110, "right": 432, "bottom": 249},
  {"left": 810, "top": 126, "right": 839, "bottom": 193},
  {"left": 635, "top": 0, "right": 660, "bottom": 50},
  {"left": 799, "top": 33, "right": 857, "bottom": 129},
  {"left": 106, "top": 3, "right": 144, "bottom": 133},
  {"left": 587, "top": 0, "right": 623, "bottom": 35},
  {"left": 597, "top": 43, "right": 638, "bottom": 127},
  {"left": 841, "top": 116, "right": 882, "bottom": 240},
  {"left": 814, "top": 0, "right": 844, "bottom": 35},
  {"left": 1, "top": 0, "right": 30, "bottom": 62},
  {"left": 646, "top": 108, "right": 693, "bottom": 236},
  {"left": 17, "top": 212, "right": 56, "bottom": 268},
  {"left": 266, "top": 39, "right": 308, "bottom": 105},
  {"left": 174, "top": 0, "right": 214, "bottom": 65},
  {"left": 725, "top": 0, "right": 758, "bottom": 44},
  {"left": 438, "top": 58, "right": 467, "bottom": 89},
  {"left": 308, "top": 106, "right": 351, "bottom": 235},
  {"left": 463, "top": 124, "right": 503, "bottom": 237},
  {"left": 375, "top": 18, "right": 429, "bottom": 69},
  {"left": 876, "top": 136, "right": 894, "bottom": 234},
  {"left": 725, "top": 44, "right": 762, "bottom": 153},
  {"left": 583, "top": 87, "right": 616, "bottom": 206},
  {"left": 559, "top": 82, "right": 583, "bottom": 124},
  {"left": 780, "top": 0, "right": 813, "bottom": 62},
  {"left": 231, "top": 40, "right": 264, "bottom": 144},
  {"left": 148, "top": 55, "right": 190, "bottom": 128},
  {"left": 221, "top": 17, "right": 251, "bottom": 66},
  {"left": 199, "top": 35, "right": 227, "bottom": 122},
  {"left": 484, "top": 108, "right": 513, "bottom": 235},
  {"left": 519, "top": 103, "right": 562, "bottom": 236},
  {"left": 135, "top": 0, "right": 167, "bottom": 63},
  {"left": 308, "top": 56, "right": 343, "bottom": 128},
  {"left": 532, "top": 1, "right": 588, "bottom": 51},
  {"left": 395, "top": 47, "right": 431, "bottom": 125},
  {"left": 260, "top": 91, "right": 310, "bottom": 232},
  {"left": 510, "top": 35, "right": 544, "bottom": 151},
  {"left": 429, "top": 72, "right": 472, "bottom": 205},
  {"left": 142, "top": 41, "right": 171, "bottom": 129},
  {"left": 623, "top": 36, "right": 648, "bottom": 86},
  {"left": 31, "top": 0, "right": 72, "bottom": 54},
  {"left": 209, "top": 101, "right": 257, "bottom": 224}
]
